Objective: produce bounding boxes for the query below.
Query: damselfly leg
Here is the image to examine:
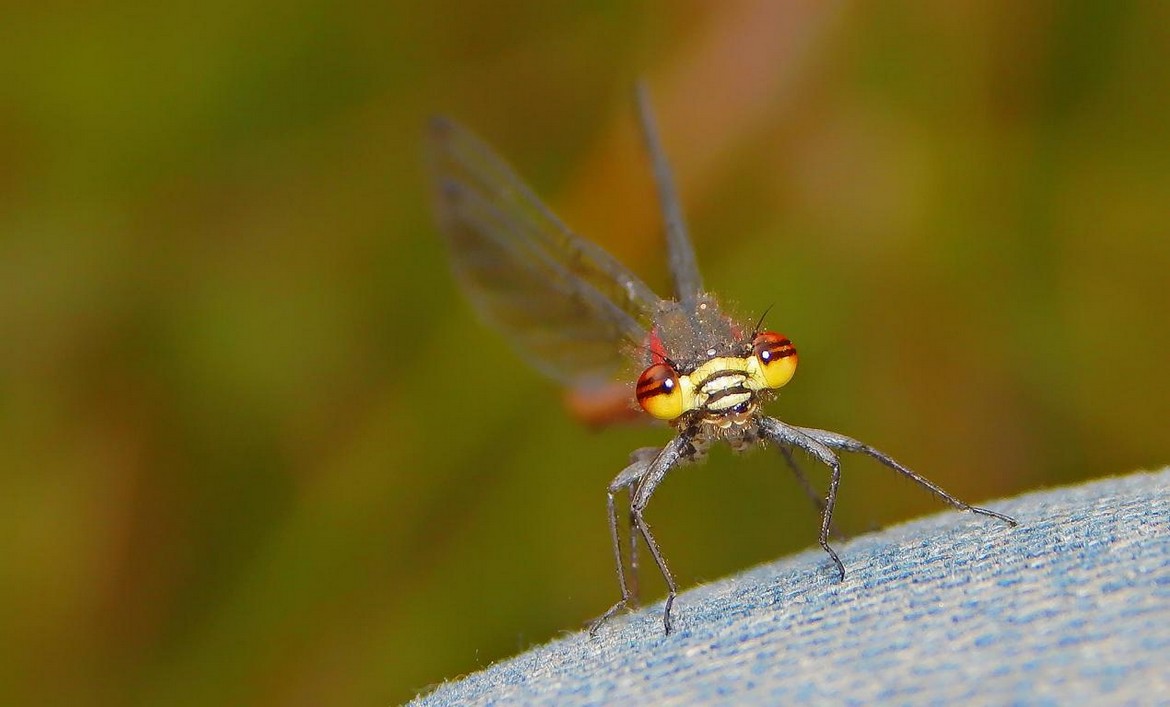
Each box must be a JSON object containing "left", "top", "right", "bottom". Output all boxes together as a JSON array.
[
  {"left": 590, "top": 434, "right": 693, "bottom": 635},
  {"left": 790, "top": 425, "right": 1020, "bottom": 527},
  {"left": 778, "top": 445, "right": 844, "bottom": 540}
]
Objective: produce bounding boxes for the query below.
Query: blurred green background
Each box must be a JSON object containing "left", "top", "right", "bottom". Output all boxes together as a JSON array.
[{"left": 2, "top": 1, "right": 1168, "bottom": 704}]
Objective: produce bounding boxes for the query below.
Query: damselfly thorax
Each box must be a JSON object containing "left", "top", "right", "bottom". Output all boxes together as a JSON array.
[{"left": 427, "top": 83, "right": 1017, "bottom": 636}]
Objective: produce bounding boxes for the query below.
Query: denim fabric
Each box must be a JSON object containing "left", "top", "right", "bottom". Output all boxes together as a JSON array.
[{"left": 414, "top": 469, "right": 1170, "bottom": 705}]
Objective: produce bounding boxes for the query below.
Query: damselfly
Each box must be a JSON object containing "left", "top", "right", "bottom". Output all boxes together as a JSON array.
[{"left": 426, "top": 85, "right": 1017, "bottom": 635}]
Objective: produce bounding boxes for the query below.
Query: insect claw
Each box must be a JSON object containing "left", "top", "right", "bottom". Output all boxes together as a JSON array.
[
  {"left": 970, "top": 505, "right": 1019, "bottom": 527},
  {"left": 662, "top": 593, "right": 676, "bottom": 635},
  {"left": 820, "top": 539, "right": 846, "bottom": 582},
  {"left": 587, "top": 599, "right": 629, "bottom": 637}
]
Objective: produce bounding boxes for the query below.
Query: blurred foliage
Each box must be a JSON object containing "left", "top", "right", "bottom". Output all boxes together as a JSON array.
[{"left": 1, "top": 1, "right": 1168, "bottom": 704}]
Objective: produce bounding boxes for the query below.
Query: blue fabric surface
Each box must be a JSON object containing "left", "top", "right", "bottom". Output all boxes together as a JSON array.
[{"left": 413, "top": 469, "right": 1170, "bottom": 705}]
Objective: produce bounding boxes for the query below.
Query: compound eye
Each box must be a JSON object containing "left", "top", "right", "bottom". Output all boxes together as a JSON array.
[
  {"left": 636, "top": 363, "right": 685, "bottom": 420},
  {"left": 752, "top": 331, "right": 797, "bottom": 389}
]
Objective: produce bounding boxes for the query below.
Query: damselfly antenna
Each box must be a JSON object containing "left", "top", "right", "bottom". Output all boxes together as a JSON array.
[
  {"left": 751, "top": 303, "right": 777, "bottom": 338},
  {"left": 426, "top": 84, "right": 1018, "bottom": 638}
]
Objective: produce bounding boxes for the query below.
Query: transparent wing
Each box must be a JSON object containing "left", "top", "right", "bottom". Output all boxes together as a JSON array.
[
  {"left": 427, "top": 116, "right": 662, "bottom": 384},
  {"left": 635, "top": 83, "right": 703, "bottom": 309}
]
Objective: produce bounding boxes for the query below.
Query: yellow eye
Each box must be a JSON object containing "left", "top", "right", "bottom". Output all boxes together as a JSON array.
[
  {"left": 752, "top": 331, "right": 797, "bottom": 389},
  {"left": 636, "top": 363, "right": 685, "bottom": 420}
]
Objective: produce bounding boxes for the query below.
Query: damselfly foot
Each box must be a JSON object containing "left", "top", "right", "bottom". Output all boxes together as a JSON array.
[{"left": 588, "top": 591, "right": 677, "bottom": 636}]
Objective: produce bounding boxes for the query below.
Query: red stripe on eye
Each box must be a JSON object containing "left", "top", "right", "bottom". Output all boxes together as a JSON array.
[
  {"left": 636, "top": 363, "right": 685, "bottom": 420},
  {"left": 636, "top": 364, "right": 677, "bottom": 399},
  {"left": 752, "top": 331, "right": 795, "bottom": 364}
]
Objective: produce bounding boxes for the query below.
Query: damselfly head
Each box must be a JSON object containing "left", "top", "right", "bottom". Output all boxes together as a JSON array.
[{"left": 635, "top": 297, "right": 797, "bottom": 423}]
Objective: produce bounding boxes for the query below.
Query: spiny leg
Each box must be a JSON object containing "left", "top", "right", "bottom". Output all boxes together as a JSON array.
[
  {"left": 793, "top": 426, "right": 1018, "bottom": 527},
  {"left": 624, "top": 447, "right": 658, "bottom": 608},
  {"left": 631, "top": 501, "right": 679, "bottom": 634},
  {"left": 759, "top": 417, "right": 847, "bottom": 581},
  {"left": 820, "top": 456, "right": 844, "bottom": 580},
  {"left": 631, "top": 435, "right": 690, "bottom": 634},
  {"left": 589, "top": 447, "right": 655, "bottom": 636},
  {"left": 778, "top": 446, "right": 844, "bottom": 540},
  {"left": 588, "top": 447, "right": 659, "bottom": 636},
  {"left": 591, "top": 435, "right": 690, "bottom": 635},
  {"left": 626, "top": 480, "right": 640, "bottom": 608}
]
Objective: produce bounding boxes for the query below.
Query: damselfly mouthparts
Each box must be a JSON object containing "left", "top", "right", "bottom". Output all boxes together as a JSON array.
[{"left": 426, "top": 84, "right": 1017, "bottom": 635}]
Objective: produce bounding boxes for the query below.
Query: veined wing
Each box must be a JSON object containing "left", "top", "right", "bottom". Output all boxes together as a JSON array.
[
  {"left": 635, "top": 83, "right": 703, "bottom": 310},
  {"left": 427, "top": 116, "right": 661, "bottom": 384}
]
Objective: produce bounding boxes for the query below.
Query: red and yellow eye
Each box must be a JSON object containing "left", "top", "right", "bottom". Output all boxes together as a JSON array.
[
  {"left": 636, "top": 363, "right": 685, "bottom": 420},
  {"left": 751, "top": 331, "right": 797, "bottom": 389}
]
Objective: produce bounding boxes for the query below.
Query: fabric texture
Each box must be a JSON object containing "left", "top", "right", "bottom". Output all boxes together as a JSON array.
[{"left": 414, "top": 469, "right": 1170, "bottom": 705}]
